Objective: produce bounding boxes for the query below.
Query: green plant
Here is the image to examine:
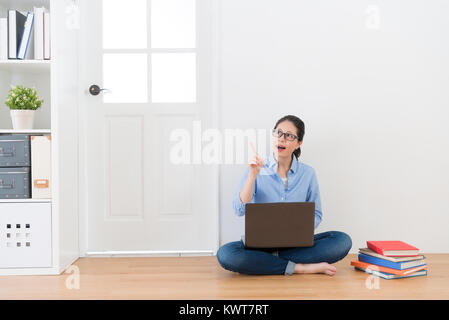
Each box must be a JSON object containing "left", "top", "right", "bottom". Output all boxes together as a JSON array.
[{"left": 5, "top": 85, "right": 43, "bottom": 110}]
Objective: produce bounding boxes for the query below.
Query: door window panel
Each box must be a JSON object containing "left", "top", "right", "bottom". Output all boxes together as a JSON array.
[
  {"left": 103, "top": 53, "right": 148, "bottom": 103},
  {"left": 151, "top": 0, "right": 196, "bottom": 48},
  {"left": 151, "top": 53, "right": 196, "bottom": 103},
  {"left": 103, "top": 0, "right": 148, "bottom": 49}
]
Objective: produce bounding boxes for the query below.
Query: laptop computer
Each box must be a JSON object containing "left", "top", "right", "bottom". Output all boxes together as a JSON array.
[{"left": 241, "top": 202, "right": 315, "bottom": 249}]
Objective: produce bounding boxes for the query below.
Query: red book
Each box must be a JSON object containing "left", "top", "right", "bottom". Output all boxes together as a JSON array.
[{"left": 366, "top": 241, "right": 419, "bottom": 257}]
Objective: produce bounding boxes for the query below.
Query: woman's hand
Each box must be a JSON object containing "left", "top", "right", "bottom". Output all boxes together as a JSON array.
[
  {"left": 248, "top": 142, "right": 264, "bottom": 179},
  {"left": 239, "top": 142, "right": 264, "bottom": 204}
]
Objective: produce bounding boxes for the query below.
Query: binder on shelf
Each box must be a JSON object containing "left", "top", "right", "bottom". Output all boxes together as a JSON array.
[
  {"left": 31, "top": 135, "right": 52, "bottom": 199},
  {"left": 34, "top": 7, "right": 45, "bottom": 60},
  {"left": 43, "top": 11, "right": 51, "bottom": 60},
  {"left": 0, "top": 18, "right": 7, "bottom": 60},
  {"left": 17, "top": 12, "right": 35, "bottom": 60},
  {"left": 8, "top": 10, "right": 27, "bottom": 59}
]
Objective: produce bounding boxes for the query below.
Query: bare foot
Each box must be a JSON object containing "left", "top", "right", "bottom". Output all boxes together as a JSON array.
[{"left": 294, "top": 262, "right": 337, "bottom": 276}]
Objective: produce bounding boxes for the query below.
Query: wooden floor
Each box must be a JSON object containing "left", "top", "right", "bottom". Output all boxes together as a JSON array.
[{"left": 0, "top": 254, "right": 448, "bottom": 299}]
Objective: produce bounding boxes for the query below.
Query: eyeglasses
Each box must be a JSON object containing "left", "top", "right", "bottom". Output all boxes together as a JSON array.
[{"left": 272, "top": 129, "right": 299, "bottom": 141}]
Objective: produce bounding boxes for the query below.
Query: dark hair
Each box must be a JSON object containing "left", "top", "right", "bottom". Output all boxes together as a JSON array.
[{"left": 274, "top": 115, "right": 305, "bottom": 159}]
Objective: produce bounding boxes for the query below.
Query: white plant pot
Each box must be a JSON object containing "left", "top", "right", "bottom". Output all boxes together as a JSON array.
[{"left": 10, "top": 110, "right": 35, "bottom": 130}]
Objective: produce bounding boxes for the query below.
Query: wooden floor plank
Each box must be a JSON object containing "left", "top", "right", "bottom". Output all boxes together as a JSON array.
[{"left": 0, "top": 254, "right": 447, "bottom": 299}]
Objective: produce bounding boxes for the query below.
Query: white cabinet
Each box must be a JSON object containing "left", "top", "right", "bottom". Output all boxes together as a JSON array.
[
  {"left": 0, "top": 202, "right": 52, "bottom": 268},
  {"left": 0, "top": 0, "right": 79, "bottom": 275}
]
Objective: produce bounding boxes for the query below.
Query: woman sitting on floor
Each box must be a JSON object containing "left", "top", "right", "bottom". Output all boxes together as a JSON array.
[{"left": 217, "top": 114, "right": 352, "bottom": 276}]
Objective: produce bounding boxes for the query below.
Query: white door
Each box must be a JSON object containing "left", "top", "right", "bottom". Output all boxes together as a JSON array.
[{"left": 78, "top": 0, "right": 218, "bottom": 254}]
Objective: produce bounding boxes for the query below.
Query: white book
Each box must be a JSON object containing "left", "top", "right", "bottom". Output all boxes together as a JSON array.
[
  {"left": 34, "top": 7, "right": 45, "bottom": 60},
  {"left": 17, "top": 12, "right": 34, "bottom": 60},
  {"left": 355, "top": 267, "right": 427, "bottom": 280},
  {"left": 359, "top": 248, "right": 425, "bottom": 262},
  {"left": 0, "top": 18, "right": 7, "bottom": 60},
  {"left": 43, "top": 11, "right": 51, "bottom": 60},
  {"left": 8, "top": 10, "right": 16, "bottom": 58}
]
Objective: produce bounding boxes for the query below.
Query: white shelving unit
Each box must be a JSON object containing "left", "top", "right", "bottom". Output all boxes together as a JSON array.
[
  {"left": 0, "top": 60, "right": 51, "bottom": 73},
  {"left": 0, "top": 0, "right": 80, "bottom": 275},
  {"left": 0, "top": 198, "right": 51, "bottom": 202},
  {"left": 0, "top": 129, "right": 51, "bottom": 134}
]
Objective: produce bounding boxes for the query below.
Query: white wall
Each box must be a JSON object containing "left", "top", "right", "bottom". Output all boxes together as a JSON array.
[{"left": 218, "top": 0, "right": 449, "bottom": 253}]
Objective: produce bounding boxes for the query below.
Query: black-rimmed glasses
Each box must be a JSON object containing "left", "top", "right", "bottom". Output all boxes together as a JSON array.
[{"left": 272, "top": 129, "right": 299, "bottom": 141}]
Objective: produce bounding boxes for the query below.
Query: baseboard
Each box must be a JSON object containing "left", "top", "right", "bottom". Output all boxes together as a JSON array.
[
  {"left": 84, "top": 250, "right": 215, "bottom": 258},
  {"left": 58, "top": 255, "right": 81, "bottom": 274}
]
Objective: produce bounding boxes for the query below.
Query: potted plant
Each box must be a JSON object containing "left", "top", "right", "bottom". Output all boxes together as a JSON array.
[{"left": 5, "top": 85, "right": 43, "bottom": 130}]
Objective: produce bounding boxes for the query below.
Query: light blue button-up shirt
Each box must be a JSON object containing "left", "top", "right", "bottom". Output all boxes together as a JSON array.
[{"left": 232, "top": 152, "right": 323, "bottom": 229}]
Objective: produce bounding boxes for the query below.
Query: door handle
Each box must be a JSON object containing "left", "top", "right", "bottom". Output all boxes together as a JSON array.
[{"left": 89, "top": 85, "right": 110, "bottom": 96}]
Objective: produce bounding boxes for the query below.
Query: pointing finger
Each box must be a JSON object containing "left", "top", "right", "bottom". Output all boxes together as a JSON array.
[{"left": 249, "top": 142, "right": 258, "bottom": 156}]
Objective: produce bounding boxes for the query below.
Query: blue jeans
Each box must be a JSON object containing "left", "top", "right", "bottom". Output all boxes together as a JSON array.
[{"left": 217, "top": 231, "right": 352, "bottom": 275}]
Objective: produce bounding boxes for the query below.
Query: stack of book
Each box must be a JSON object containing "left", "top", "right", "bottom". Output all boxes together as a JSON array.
[
  {"left": 351, "top": 241, "right": 427, "bottom": 279},
  {"left": 0, "top": 7, "right": 51, "bottom": 61}
]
